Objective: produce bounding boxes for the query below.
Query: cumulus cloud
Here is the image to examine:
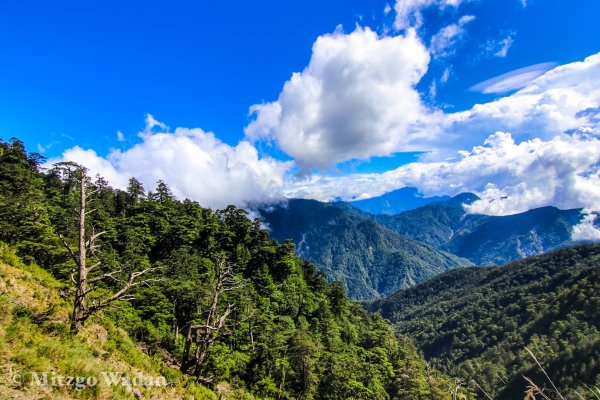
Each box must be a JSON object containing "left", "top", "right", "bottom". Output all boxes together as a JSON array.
[
  {"left": 470, "top": 62, "right": 556, "bottom": 94},
  {"left": 431, "top": 53, "right": 600, "bottom": 159},
  {"left": 284, "top": 132, "right": 600, "bottom": 215},
  {"left": 429, "top": 15, "right": 475, "bottom": 58},
  {"left": 572, "top": 210, "right": 600, "bottom": 241},
  {"left": 246, "top": 27, "right": 600, "bottom": 174},
  {"left": 245, "top": 31, "right": 600, "bottom": 215},
  {"left": 116, "top": 130, "right": 125, "bottom": 142},
  {"left": 46, "top": 46, "right": 600, "bottom": 218},
  {"left": 394, "top": 0, "right": 464, "bottom": 30},
  {"left": 48, "top": 116, "right": 292, "bottom": 209},
  {"left": 245, "top": 27, "right": 431, "bottom": 171}
]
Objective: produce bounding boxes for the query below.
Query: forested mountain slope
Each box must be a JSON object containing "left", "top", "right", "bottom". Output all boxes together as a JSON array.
[
  {"left": 369, "top": 244, "right": 600, "bottom": 399},
  {"left": 257, "top": 199, "right": 471, "bottom": 300},
  {"left": 0, "top": 137, "right": 470, "bottom": 400},
  {"left": 373, "top": 194, "right": 586, "bottom": 265}
]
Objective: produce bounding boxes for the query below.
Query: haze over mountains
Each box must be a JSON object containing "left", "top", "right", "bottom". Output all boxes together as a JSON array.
[
  {"left": 257, "top": 188, "right": 598, "bottom": 300},
  {"left": 372, "top": 192, "right": 589, "bottom": 265},
  {"left": 348, "top": 187, "right": 450, "bottom": 215}
]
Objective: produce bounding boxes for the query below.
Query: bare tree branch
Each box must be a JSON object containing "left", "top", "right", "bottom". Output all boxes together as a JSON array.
[
  {"left": 180, "top": 257, "right": 248, "bottom": 383},
  {"left": 59, "top": 235, "right": 79, "bottom": 267},
  {"left": 58, "top": 166, "right": 162, "bottom": 333}
]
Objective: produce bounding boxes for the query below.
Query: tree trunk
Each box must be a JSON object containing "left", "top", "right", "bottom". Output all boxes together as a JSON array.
[
  {"left": 181, "top": 326, "right": 194, "bottom": 372},
  {"left": 71, "top": 170, "right": 87, "bottom": 332},
  {"left": 56, "top": 165, "right": 159, "bottom": 334}
]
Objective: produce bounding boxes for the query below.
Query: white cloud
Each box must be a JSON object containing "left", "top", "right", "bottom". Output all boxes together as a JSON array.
[
  {"left": 394, "top": 0, "right": 464, "bottom": 30},
  {"left": 245, "top": 27, "right": 431, "bottom": 171},
  {"left": 47, "top": 48, "right": 600, "bottom": 218},
  {"left": 429, "top": 80, "right": 438, "bottom": 98},
  {"left": 284, "top": 132, "right": 600, "bottom": 215},
  {"left": 48, "top": 116, "right": 292, "bottom": 209},
  {"left": 433, "top": 53, "right": 600, "bottom": 159},
  {"left": 494, "top": 35, "right": 514, "bottom": 57},
  {"left": 139, "top": 113, "right": 169, "bottom": 139},
  {"left": 482, "top": 32, "right": 516, "bottom": 58},
  {"left": 246, "top": 30, "right": 600, "bottom": 174},
  {"left": 440, "top": 67, "right": 451, "bottom": 83},
  {"left": 429, "top": 67, "right": 451, "bottom": 99},
  {"left": 429, "top": 15, "right": 475, "bottom": 58},
  {"left": 246, "top": 36, "right": 600, "bottom": 215},
  {"left": 572, "top": 210, "right": 600, "bottom": 241},
  {"left": 117, "top": 130, "right": 125, "bottom": 142},
  {"left": 470, "top": 62, "right": 556, "bottom": 94}
]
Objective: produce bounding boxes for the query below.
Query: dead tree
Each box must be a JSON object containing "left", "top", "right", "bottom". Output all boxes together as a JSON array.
[
  {"left": 57, "top": 165, "right": 159, "bottom": 332},
  {"left": 181, "top": 257, "right": 244, "bottom": 382}
]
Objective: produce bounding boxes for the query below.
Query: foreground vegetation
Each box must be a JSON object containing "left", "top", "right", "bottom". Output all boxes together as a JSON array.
[
  {"left": 369, "top": 244, "right": 600, "bottom": 399},
  {"left": 0, "top": 137, "right": 469, "bottom": 399},
  {"left": 0, "top": 244, "right": 217, "bottom": 399}
]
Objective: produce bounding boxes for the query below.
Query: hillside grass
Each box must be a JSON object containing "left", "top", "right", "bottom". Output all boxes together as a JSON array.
[{"left": 0, "top": 244, "right": 250, "bottom": 400}]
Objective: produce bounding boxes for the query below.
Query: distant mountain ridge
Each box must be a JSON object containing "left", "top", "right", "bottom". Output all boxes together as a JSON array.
[
  {"left": 257, "top": 199, "right": 471, "bottom": 300},
  {"left": 348, "top": 187, "right": 450, "bottom": 215},
  {"left": 372, "top": 193, "right": 587, "bottom": 265},
  {"left": 255, "top": 191, "right": 595, "bottom": 300}
]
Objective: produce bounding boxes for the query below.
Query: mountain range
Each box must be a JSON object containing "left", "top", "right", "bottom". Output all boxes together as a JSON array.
[
  {"left": 348, "top": 187, "right": 450, "bottom": 215},
  {"left": 368, "top": 243, "right": 600, "bottom": 399},
  {"left": 256, "top": 191, "right": 593, "bottom": 300},
  {"left": 257, "top": 199, "right": 471, "bottom": 300},
  {"left": 373, "top": 192, "right": 586, "bottom": 265}
]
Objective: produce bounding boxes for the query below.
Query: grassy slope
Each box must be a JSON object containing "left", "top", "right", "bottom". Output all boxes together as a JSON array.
[{"left": 0, "top": 245, "right": 249, "bottom": 400}]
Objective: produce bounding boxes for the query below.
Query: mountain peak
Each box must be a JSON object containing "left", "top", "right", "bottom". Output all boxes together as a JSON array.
[
  {"left": 257, "top": 198, "right": 471, "bottom": 300},
  {"left": 444, "top": 192, "right": 480, "bottom": 207},
  {"left": 347, "top": 187, "right": 451, "bottom": 215}
]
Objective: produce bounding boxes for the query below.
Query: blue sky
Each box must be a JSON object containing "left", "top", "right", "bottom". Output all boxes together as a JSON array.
[
  {"left": 1, "top": 0, "right": 597, "bottom": 156},
  {"left": 1, "top": 0, "right": 600, "bottom": 222}
]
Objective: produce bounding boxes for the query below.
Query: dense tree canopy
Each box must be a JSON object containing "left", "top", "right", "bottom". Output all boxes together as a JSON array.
[
  {"left": 369, "top": 244, "right": 600, "bottom": 399},
  {"left": 0, "top": 137, "right": 470, "bottom": 399}
]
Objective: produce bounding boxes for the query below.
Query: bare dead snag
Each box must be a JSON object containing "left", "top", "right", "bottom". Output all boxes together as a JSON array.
[
  {"left": 180, "top": 257, "right": 244, "bottom": 382},
  {"left": 57, "top": 165, "right": 160, "bottom": 332}
]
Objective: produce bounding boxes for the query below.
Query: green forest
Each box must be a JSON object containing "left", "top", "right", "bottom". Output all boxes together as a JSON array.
[
  {"left": 0, "top": 137, "right": 470, "bottom": 399},
  {"left": 257, "top": 199, "right": 470, "bottom": 300},
  {"left": 369, "top": 244, "right": 600, "bottom": 399}
]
